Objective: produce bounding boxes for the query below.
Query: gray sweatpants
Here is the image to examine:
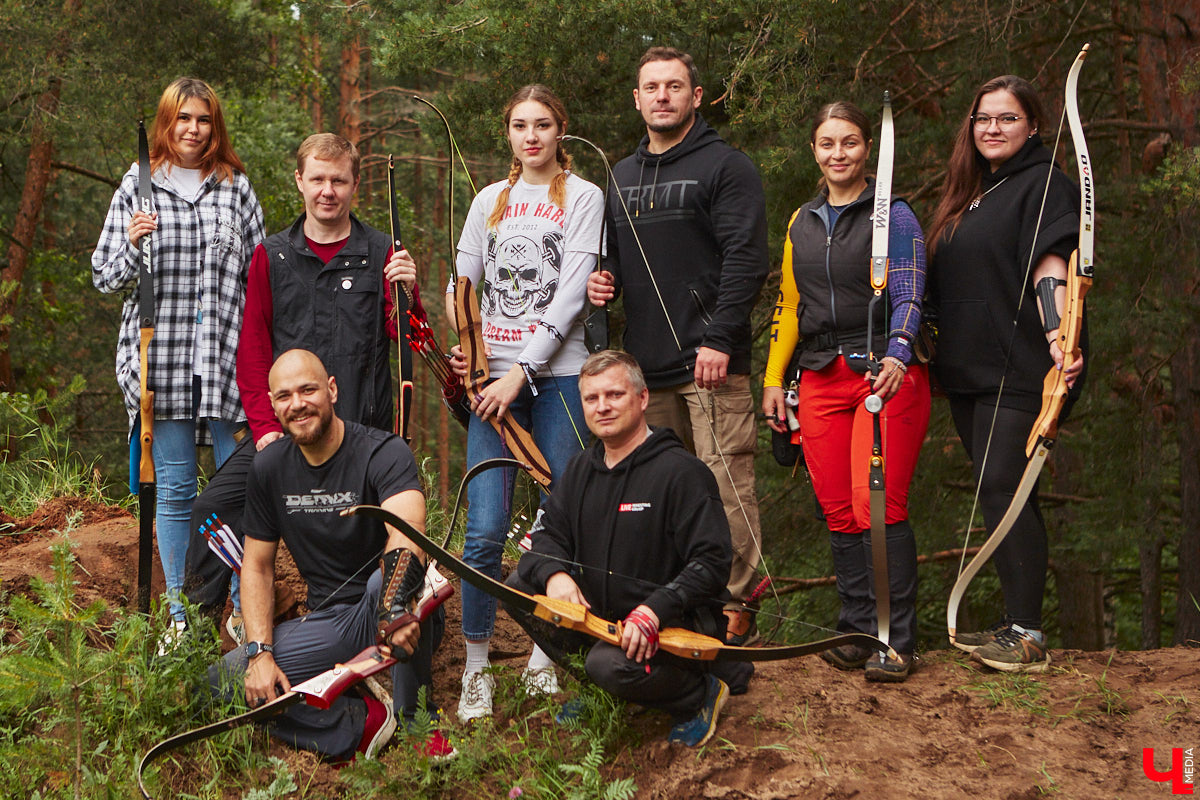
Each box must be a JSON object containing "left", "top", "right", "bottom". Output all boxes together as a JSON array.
[{"left": 208, "top": 568, "right": 444, "bottom": 760}]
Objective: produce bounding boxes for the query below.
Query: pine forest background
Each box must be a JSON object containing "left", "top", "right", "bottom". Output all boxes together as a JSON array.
[{"left": 1, "top": 0, "right": 1197, "bottom": 655}]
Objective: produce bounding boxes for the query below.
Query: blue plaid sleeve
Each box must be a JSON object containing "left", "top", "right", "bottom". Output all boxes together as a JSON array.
[{"left": 885, "top": 201, "right": 926, "bottom": 365}]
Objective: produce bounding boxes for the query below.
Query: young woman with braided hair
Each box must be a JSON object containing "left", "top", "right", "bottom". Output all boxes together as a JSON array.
[{"left": 445, "top": 84, "right": 603, "bottom": 720}]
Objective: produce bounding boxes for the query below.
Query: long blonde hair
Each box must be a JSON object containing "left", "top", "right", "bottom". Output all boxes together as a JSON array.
[
  {"left": 150, "top": 77, "right": 244, "bottom": 183},
  {"left": 486, "top": 85, "right": 573, "bottom": 230}
]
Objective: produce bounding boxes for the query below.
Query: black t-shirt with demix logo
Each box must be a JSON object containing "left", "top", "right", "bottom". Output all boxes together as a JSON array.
[{"left": 243, "top": 421, "right": 420, "bottom": 609}]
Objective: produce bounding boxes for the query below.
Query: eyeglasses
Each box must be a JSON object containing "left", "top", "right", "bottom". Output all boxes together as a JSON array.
[{"left": 971, "top": 113, "right": 1025, "bottom": 129}]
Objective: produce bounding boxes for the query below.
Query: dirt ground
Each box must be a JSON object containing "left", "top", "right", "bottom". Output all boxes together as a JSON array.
[{"left": 1, "top": 505, "right": 1196, "bottom": 799}]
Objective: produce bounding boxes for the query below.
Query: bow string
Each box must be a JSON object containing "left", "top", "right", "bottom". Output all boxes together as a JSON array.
[{"left": 585, "top": 127, "right": 783, "bottom": 619}]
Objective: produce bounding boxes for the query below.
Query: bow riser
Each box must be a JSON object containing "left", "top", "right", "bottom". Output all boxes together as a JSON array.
[
  {"left": 1026, "top": 250, "right": 1092, "bottom": 454},
  {"left": 453, "top": 275, "right": 554, "bottom": 489},
  {"left": 387, "top": 155, "right": 414, "bottom": 442}
]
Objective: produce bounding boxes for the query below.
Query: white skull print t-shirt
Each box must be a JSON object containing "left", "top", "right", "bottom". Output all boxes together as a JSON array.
[{"left": 453, "top": 173, "right": 603, "bottom": 378}]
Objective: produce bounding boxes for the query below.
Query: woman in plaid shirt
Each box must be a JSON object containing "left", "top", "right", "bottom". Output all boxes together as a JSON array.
[{"left": 92, "top": 77, "right": 265, "bottom": 634}]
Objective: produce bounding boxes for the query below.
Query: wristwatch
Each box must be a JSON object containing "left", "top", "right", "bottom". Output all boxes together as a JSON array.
[{"left": 246, "top": 641, "right": 274, "bottom": 659}]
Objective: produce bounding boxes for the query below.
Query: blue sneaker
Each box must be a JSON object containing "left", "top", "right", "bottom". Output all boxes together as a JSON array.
[
  {"left": 667, "top": 675, "right": 728, "bottom": 747},
  {"left": 555, "top": 697, "right": 585, "bottom": 725}
]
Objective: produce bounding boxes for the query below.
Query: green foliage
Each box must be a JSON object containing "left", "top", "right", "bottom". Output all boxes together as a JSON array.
[
  {"left": 0, "top": 537, "right": 254, "bottom": 799},
  {"left": 0, "top": 377, "right": 116, "bottom": 518},
  {"left": 337, "top": 662, "right": 637, "bottom": 799},
  {"left": 1143, "top": 146, "right": 1200, "bottom": 216},
  {"left": 222, "top": 90, "right": 314, "bottom": 231},
  {"left": 241, "top": 757, "right": 299, "bottom": 800}
]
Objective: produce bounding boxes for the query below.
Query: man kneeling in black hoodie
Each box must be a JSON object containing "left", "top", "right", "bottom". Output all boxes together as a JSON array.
[{"left": 503, "top": 350, "right": 751, "bottom": 747}]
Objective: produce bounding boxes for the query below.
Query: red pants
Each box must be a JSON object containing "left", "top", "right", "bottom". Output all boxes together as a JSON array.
[{"left": 798, "top": 357, "right": 930, "bottom": 533}]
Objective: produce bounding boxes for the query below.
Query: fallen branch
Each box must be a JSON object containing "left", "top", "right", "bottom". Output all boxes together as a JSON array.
[
  {"left": 945, "top": 481, "right": 1093, "bottom": 504},
  {"left": 770, "top": 545, "right": 984, "bottom": 595}
]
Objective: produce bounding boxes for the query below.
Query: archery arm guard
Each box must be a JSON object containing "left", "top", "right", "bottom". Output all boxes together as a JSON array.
[
  {"left": 1036, "top": 276, "right": 1067, "bottom": 334},
  {"left": 377, "top": 547, "right": 428, "bottom": 643}
]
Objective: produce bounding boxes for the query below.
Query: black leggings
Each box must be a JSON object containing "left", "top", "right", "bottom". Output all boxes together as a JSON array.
[{"left": 948, "top": 396, "right": 1046, "bottom": 630}]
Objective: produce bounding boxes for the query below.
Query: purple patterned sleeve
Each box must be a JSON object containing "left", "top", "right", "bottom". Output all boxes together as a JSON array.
[{"left": 885, "top": 201, "right": 926, "bottom": 364}]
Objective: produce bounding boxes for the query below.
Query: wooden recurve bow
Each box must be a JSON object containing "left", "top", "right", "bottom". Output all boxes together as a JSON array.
[
  {"left": 454, "top": 276, "right": 553, "bottom": 490},
  {"left": 346, "top": 504, "right": 886, "bottom": 663},
  {"left": 413, "top": 93, "right": 553, "bottom": 490}
]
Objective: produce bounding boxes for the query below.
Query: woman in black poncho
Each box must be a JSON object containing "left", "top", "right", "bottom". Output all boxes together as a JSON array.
[{"left": 927, "top": 74, "right": 1086, "bottom": 673}]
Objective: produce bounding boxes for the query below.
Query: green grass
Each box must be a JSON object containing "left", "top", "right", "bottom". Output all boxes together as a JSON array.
[
  {"left": 0, "top": 536, "right": 266, "bottom": 799},
  {"left": 338, "top": 662, "right": 638, "bottom": 800},
  {"left": 1, "top": 379, "right": 122, "bottom": 520},
  {"left": 961, "top": 669, "right": 1052, "bottom": 717},
  {"left": 0, "top": 534, "right": 642, "bottom": 799}
]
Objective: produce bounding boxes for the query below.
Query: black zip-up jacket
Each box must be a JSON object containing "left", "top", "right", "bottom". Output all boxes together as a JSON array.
[
  {"left": 517, "top": 427, "right": 731, "bottom": 634},
  {"left": 262, "top": 213, "right": 392, "bottom": 430},
  {"left": 788, "top": 182, "right": 889, "bottom": 371},
  {"left": 605, "top": 115, "right": 769, "bottom": 388},
  {"left": 928, "top": 136, "right": 1087, "bottom": 410}
]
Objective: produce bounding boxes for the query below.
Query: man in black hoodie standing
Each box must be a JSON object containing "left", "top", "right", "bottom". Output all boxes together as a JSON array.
[
  {"left": 505, "top": 350, "right": 742, "bottom": 747},
  {"left": 587, "top": 47, "right": 769, "bottom": 645}
]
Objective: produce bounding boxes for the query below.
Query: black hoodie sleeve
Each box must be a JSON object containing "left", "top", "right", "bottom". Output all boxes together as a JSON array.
[
  {"left": 701, "top": 150, "right": 769, "bottom": 357},
  {"left": 641, "top": 461, "right": 732, "bottom": 626}
]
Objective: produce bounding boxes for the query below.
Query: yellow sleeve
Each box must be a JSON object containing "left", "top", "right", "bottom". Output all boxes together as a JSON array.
[{"left": 764, "top": 209, "right": 803, "bottom": 389}]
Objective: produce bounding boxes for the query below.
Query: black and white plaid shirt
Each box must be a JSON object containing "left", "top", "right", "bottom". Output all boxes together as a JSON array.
[{"left": 92, "top": 163, "right": 265, "bottom": 431}]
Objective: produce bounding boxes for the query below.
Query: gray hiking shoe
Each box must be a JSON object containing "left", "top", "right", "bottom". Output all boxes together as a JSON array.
[
  {"left": 952, "top": 618, "right": 1011, "bottom": 653},
  {"left": 971, "top": 626, "right": 1050, "bottom": 673}
]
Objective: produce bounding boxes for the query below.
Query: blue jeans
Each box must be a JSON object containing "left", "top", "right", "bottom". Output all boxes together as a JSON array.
[
  {"left": 460, "top": 375, "right": 585, "bottom": 640},
  {"left": 154, "top": 417, "right": 239, "bottom": 621}
]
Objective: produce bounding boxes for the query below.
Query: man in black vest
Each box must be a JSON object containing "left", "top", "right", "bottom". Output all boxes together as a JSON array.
[{"left": 183, "top": 134, "right": 418, "bottom": 638}]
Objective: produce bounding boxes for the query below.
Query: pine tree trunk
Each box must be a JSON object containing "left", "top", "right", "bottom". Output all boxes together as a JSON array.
[
  {"left": 1135, "top": 0, "right": 1200, "bottom": 645},
  {"left": 338, "top": 1, "right": 361, "bottom": 145},
  {"left": 0, "top": 0, "right": 80, "bottom": 402}
]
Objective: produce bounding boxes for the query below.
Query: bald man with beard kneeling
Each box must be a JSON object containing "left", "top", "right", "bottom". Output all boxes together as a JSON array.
[{"left": 208, "top": 349, "right": 453, "bottom": 762}]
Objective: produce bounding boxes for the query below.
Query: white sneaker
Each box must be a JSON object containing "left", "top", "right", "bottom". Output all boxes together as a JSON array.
[
  {"left": 225, "top": 612, "right": 246, "bottom": 645},
  {"left": 522, "top": 665, "right": 559, "bottom": 696},
  {"left": 457, "top": 670, "right": 495, "bottom": 722},
  {"left": 156, "top": 619, "right": 187, "bottom": 656}
]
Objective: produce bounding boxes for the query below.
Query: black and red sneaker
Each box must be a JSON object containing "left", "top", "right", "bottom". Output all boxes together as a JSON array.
[
  {"left": 358, "top": 695, "right": 398, "bottom": 759},
  {"left": 414, "top": 729, "right": 458, "bottom": 761}
]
